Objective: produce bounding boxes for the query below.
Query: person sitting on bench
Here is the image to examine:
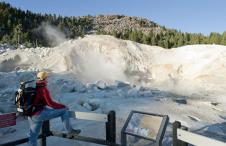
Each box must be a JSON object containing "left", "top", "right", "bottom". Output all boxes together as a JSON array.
[{"left": 28, "top": 71, "right": 81, "bottom": 146}]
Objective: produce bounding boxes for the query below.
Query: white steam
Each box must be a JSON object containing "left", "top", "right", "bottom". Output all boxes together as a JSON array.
[
  {"left": 74, "top": 50, "right": 127, "bottom": 82},
  {"left": 41, "top": 23, "right": 67, "bottom": 46}
]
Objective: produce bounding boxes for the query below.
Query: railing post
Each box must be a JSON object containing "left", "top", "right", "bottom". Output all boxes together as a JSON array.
[
  {"left": 41, "top": 120, "right": 50, "bottom": 146},
  {"left": 180, "top": 126, "right": 188, "bottom": 146},
  {"left": 173, "top": 121, "right": 181, "bottom": 146},
  {"left": 106, "top": 111, "right": 116, "bottom": 145}
]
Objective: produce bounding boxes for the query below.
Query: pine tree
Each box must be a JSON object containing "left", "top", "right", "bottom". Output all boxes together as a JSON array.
[
  {"left": 209, "top": 32, "right": 221, "bottom": 44},
  {"left": 220, "top": 32, "right": 226, "bottom": 45},
  {"left": 142, "top": 34, "right": 151, "bottom": 44},
  {"left": 129, "top": 30, "right": 139, "bottom": 42},
  {"left": 1, "top": 34, "right": 10, "bottom": 43},
  {"left": 12, "top": 23, "right": 23, "bottom": 45}
]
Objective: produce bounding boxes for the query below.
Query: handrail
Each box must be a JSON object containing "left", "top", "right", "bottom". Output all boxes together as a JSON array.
[
  {"left": 173, "top": 121, "right": 226, "bottom": 146},
  {"left": 69, "top": 111, "right": 108, "bottom": 122},
  {"left": 177, "top": 129, "right": 226, "bottom": 146}
]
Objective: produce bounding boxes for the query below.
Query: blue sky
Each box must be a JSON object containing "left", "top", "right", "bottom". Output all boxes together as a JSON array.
[{"left": 1, "top": 0, "right": 226, "bottom": 35}]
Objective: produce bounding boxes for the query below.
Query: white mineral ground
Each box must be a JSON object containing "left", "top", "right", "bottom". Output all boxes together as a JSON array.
[{"left": 0, "top": 35, "right": 226, "bottom": 145}]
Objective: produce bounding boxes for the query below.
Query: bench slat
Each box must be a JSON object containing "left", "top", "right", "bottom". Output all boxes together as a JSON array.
[
  {"left": 0, "top": 118, "right": 16, "bottom": 123},
  {"left": 0, "top": 113, "right": 16, "bottom": 119},
  {"left": 0, "top": 117, "right": 16, "bottom": 121},
  {"left": 0, "top": 113, "right": 16, "bottom": 128},
  {"left": 0, "top": 121, "right": 16, "bottom": 128}
]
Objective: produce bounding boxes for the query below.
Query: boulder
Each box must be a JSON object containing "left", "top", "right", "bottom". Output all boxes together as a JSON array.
[
  {"left": 174, "top": 99, "right": 187, "bottom": 104},
  {"left": 139, "top": 90, "right": 153, "bottom": 97},
  {"left": 127, "top": 87, "right": 139, "bottom": 97},
  {"left": 78, "top": 86, "right": 87, "bottom": 93},
  {"left": 95, "top": 80, "right": 107, "bottom": 89},
  {"left": 114, "top": 80, "right": 130, "bottom": 88},
  {"left": 83, "top": 102, "right": 92, "bottom": 111},
  {"left": 86, "top": 83, "right": 96, "bottom": 90},
  {"left": 60, "top": 82, "right": 74, "bottom": 93},
  {"left": 117, "top": 89, "right": 126, "bottom": 98}
]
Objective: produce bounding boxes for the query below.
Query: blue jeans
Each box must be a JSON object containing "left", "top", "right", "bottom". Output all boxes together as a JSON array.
[{"left": 27, "top": 107, "right": 72, "bottom": 146}]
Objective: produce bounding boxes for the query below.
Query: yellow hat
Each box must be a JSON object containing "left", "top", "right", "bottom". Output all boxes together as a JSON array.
[{"left": 37, "top": 71, "right": 48, "bottom": 80}]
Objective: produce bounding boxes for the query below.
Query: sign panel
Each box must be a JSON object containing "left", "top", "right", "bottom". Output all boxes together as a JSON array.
[
  {"left": 125, "top": 113, "right": 163, "bottom": 140},
  {"left": 121, "top": 110, "right": 169, "bottom": 146}
]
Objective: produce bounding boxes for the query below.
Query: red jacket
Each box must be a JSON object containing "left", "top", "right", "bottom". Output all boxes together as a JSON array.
[{"left": 31, "top": 80, "right": 65, "bottom": 116}]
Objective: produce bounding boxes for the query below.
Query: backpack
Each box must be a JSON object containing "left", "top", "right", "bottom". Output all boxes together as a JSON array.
[{"left": 15, "top": 80, "right": 36, "bottom": 116}]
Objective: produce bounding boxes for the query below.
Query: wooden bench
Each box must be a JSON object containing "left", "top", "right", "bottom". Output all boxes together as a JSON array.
[{"left": 0, "top": 112, "right": 16, "bottom": 128}]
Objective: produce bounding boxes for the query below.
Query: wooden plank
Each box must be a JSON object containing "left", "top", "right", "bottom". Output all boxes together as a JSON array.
[
  {"left": 177, "top": 129, "right": 226, "bottom": 146},
  {"left": 0, "top": 118, "right": 16, "bottom": 123},
  {"left": 0, "top": 121, "right": 16, "bottom": 128},
  {"left": 0, "top": 112, "right": 16, "bottom": 119},
  {"left": 0, "top": 116, "right": 16, "bottom": 120},
  {"left": 0, "top": 113, "right": 16, "bottom": 128},
  {"left": 69, "top": 111, "right": 108, "bottom": 122},
  {"left": 0, "top": 113, "right": 16, "bottom": 119}
]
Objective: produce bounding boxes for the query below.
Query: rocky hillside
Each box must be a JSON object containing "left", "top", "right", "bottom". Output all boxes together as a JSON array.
[{"left": 93, "top": 15, "right": 161, "bottom": 34}]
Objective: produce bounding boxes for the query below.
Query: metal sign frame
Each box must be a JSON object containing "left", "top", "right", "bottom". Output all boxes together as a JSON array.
[{"left": 121, "top": 110, "right": 169, "bottom": 146}]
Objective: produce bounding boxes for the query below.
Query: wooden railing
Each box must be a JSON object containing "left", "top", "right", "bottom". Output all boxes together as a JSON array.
[
  {"left": 0, "top": 110, "right": 119, "bottom": 146},
  {"left": 173, "top": 121, "right": 226, "bottom": 146},
  {"left": 2, "top": 112, "right": 226, "bottom": 146}
]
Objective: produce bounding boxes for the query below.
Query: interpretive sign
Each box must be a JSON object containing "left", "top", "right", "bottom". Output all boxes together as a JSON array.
[{"left": 121, "top": 111, "right": 168, "bottom": 146}]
